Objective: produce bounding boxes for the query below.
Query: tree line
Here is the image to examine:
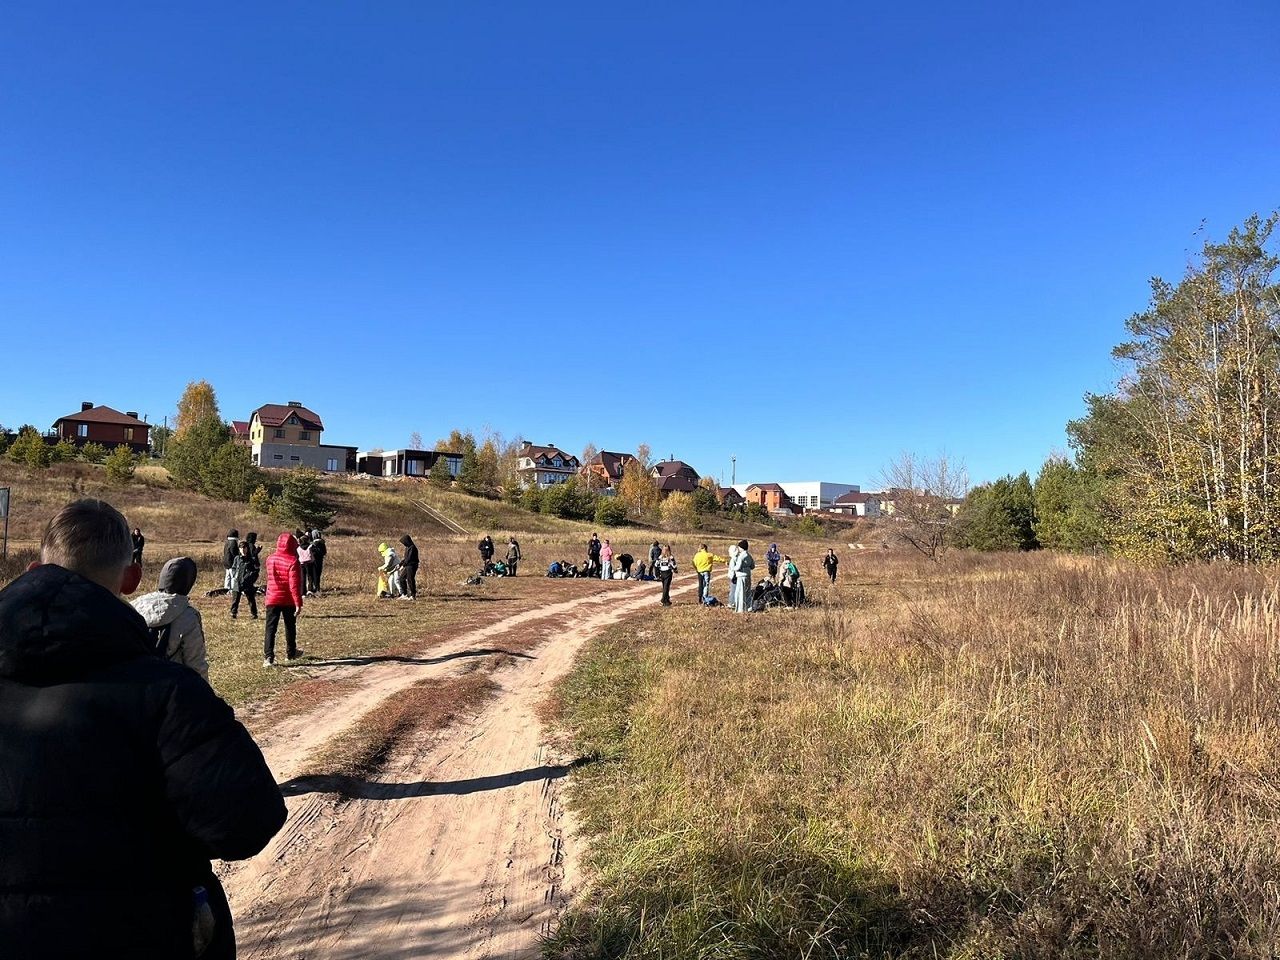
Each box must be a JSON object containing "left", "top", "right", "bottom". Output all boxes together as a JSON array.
[{"left": 951, "top": 211, "right": 1280, "bottom": 562}]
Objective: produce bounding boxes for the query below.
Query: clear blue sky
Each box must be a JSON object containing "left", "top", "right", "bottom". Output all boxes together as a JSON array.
[{"left": 2, "top": 1, "right": 1277, "bottom": 487}]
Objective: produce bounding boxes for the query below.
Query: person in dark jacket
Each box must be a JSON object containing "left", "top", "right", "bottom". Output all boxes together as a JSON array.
[
  {"left": 399, "top": 534, "right": 419, "bottom": 600},
  {"left": 478, "top": 535, "right": 495, "bottom": 565},
  {"left": 506, "top": 536, "right": 522, "bottom": 577},
  {"left": 230, "top": 540, "right": 260, "bottom": 619},
  {"left": 0, "top": 499, "right": 285, "bottom": 959},
  {"left": 586, "top": 533, "right": 601, "bottom": 577},
  {"left": 308, "top": 529, "right": 327, "bottom": 595},
  {"left": 222, "top": 528, "right": 240, "bottom": 591},
  {"left": 245, "top": 530, "right": 261, "bottom": 562},
  {"left": 648, "top": 540, "right": 662, "bottom": 573},
  {"left": 131, "top": 526, "right": 145, "bottom": 565},
  {"left": 822, "top": 548, "right": 839, "bottom": 583}
]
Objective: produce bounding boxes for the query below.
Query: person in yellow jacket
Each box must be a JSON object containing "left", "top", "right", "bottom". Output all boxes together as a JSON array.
[{"left": 691, "top": 544, "right": 726, "bottom": 606}]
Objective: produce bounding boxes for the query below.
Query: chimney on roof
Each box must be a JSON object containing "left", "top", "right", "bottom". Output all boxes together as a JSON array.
[
  {"left": 520, "top": 440, "right": 532, "bottom": 450},
  {"left": 287, "top": 401, "right": 302, "bottom": 407},
  {"left": 81, "top": 401, "right": 93, "bottom": 411},
  {"left": 125, "top": 412, "right": 138, "bottom": 419}
]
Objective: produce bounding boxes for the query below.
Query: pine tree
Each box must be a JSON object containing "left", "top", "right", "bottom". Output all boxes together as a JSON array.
[
  {"left": 276, "top": 468, "right": 335, "bottom": 531},
  {"left": 428, "top": 455, "right": 453, "bottom": 488}
]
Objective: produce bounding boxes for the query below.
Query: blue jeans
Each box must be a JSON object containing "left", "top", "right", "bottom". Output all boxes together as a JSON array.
[{"left": 697, "top": 571, "right": 711, "bottom": 603}]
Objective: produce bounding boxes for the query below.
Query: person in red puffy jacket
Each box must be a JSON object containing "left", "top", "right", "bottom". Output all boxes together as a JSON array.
[{"left": 263, "top": 532, "right": 304, "bottom": 667}]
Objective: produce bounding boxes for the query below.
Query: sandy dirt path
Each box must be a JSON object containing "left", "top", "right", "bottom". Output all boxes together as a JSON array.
[{"left": 221, "top": 571, "right": 707, "bottom": 959}]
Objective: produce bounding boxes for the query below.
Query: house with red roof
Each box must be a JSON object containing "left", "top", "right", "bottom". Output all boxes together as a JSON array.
[
  {"left": 744, "top": 482, "right": 799, "bottom": 515},
  {"left": 829, "top": 490, "right": 882, "bottom": 518},
  {"left": 248, "top": 401, "right": 355, "bottom": 472},
  {"left": 53, "top": 402, "right": 151, "bottom": 454}
]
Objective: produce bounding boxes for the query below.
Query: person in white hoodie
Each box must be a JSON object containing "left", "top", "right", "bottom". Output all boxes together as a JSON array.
[
  {"left": 131, "top": 556, "right": 209, "bottom": 681},
  {"left": 726, "top": 543, "right": 741, "bottom": 611}
]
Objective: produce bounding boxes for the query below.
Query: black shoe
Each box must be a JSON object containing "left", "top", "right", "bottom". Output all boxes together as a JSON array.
[{"left": 287, "top": 650, "right": 304, "bottom": 661}]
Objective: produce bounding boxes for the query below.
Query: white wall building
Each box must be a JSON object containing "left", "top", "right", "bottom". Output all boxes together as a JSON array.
[{"left": 774, "top": 481, "right": 860, "bottom": 512}]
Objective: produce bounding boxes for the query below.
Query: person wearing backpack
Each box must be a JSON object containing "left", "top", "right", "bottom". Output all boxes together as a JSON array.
[
  {"left": 654, "top": 544, "right": 678, "bottom": 606},
  {"left": 781, "top": 555, "right": 802, "bottom": 607},
  {"left": 263, "top": 532, "right": 304, "bottom": 667},
  {"left": 729, "top": 540, "right": 756, "bottom": 613},
  {"left": 132, "top": 556, "right": 209, "bottom": 681},
  {"left": 229, "top": 540, "right": 260, "bottom": 619}
]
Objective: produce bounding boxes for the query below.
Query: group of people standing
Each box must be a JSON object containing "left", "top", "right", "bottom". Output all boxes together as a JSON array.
[
  {"left": 477, "top": 534, "right": 522, "bottom": 577},
  {"left": 376, "top": 535, "right": 420, "bottom": 599}
]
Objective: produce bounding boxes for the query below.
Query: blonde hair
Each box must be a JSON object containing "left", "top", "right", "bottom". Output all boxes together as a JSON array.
[{"left": 41, "top": 499, "right": 133, "bottom": 582}]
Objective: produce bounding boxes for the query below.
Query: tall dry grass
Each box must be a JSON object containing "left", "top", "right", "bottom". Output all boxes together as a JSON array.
[{"left": 549, "top": 551, "right": 1280, "bottom": 958}]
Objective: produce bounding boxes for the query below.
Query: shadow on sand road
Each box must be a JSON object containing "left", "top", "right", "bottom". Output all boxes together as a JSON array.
[
  {"left": 278, "top": 757, "right": 597, "bottom": 800},
  {"left": 297, "top": 648, "right": 535, "bottom": 668}
]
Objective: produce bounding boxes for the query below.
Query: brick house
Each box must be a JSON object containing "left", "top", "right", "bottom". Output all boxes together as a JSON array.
[
  {"left": 744, "top": 482, "right": 799, "bottom": 515},
  {"left": 249, "top": 401, "right": 355, "bottom": 472},
  {"left": 580, "top": 450, "right": 635, "bottom": 490},
  {"left": 53, "top": 403, "right": 151, "bottom": 454}
]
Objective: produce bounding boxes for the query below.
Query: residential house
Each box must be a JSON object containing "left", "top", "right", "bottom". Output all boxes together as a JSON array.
[
  {"left": 775, "top": 481, "right": 860, "bottom": 513},
  {"left": 53, "top": 403, "right": 151, "bottom": 454},
  {"left": 356, "top": 449, "right": 463, "bottom": 479},
  {"left": 829, "top": 491, "right": 881, "bottom": 517},
  {"left": 650, "top": 459, "right": 700, "bottom": 496},
  {"left": 744, "top": 483, "right": 799, "bottom": 515},
  {"left": 580, "top": 450, "right": 635, "bottom": 490},
  {"left": 249, "top": 401, "right": 355, "bottom": 472},
  {"left": 230, "top": 420, "right": 251, "bottom": 447},
  {"left": 517, "top": 442, "right": 580, "bottom": 488},
  {"left": 717, "top": 486, "right": 746, "bottom": 509}
]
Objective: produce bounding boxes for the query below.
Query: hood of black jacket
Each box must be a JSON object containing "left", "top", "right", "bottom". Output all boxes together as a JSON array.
[{"left": 0, "top": 564, "right": 152, "bottom": 684}]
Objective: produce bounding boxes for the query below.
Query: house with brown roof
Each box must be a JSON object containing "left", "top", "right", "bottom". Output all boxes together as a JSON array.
[
  {"left": 230, "top": 420, "right": 251, "bottom": 447},
  {"left": 744, "top": 482, "right": 799, "bottom": 515},
  {"left": 517, "top": 441, "right": 580, "bottom": 488},
  {"left": 717, "top": 486, "right": 746, "bottom": 509},
  {"left": 580, "top": 450, "right": 635, "bottom": 490},
  {"left": 650, "top": 459, "right": 700, "bottom": 496},
  {"left": 249, "top": 401, "right": 355, "bottom": 472},
  {"left": 53, "top": 403, "right": 151, "bottom": 454}
]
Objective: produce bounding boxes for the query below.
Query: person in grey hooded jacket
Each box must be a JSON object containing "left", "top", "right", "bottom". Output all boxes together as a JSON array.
[{"left": 132, "top": 557, "right": 209, "bottom": 681}]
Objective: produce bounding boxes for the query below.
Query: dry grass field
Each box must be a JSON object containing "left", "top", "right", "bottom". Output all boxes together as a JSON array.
[{"left": 547, "top": 551, "right": 1280, "bottom": 958}]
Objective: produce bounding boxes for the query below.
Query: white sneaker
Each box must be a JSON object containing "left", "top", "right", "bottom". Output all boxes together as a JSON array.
[{"left": 263, "top": 658, "right": 274, "bottom": 668}]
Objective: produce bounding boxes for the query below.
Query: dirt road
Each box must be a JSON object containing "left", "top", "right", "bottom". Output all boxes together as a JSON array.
[{"left": 220, "top": 572, "right": 704, "bottom": 959}]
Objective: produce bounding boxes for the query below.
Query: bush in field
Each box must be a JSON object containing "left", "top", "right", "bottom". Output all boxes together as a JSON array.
[
  {"left": 79, "top": 441, "right": 107, "bottom": 464},
  {"left": 595, "top": 496, "right": 628, "bottom": 527},
  {"left": 201, "top": 442, "right": 261, "bottom": 502},
  {"left": 690, "top": 486, "right": 720, "bottom": 515},
  {"left": 274, "top": 468, "right": 335, "bottom": 531},
  {"left": 660, "top": 492, "right": 699, "bottom": 531},
  {"left": 104, "top": 444, "right": 137, "bottom": 483},
  {"left": 953, "top": 472, "right": 1038, "bottom": 551},
  {"left": 428, "top": 455, "right": 453, "bottom": 488},
  {"left": 542, "top": 479, "right": 597, "bottom": 520},
  {"left": 0, "top": 429, "right": 8, "bottom": 457},
  {"left": 166, "top": 415, "right": 232, "bottom": 491},
  {"left": 249, "top": 484, "right": 274, "bottom": 515},
  {"left": 49, "top": 438, "right": 77, "bottom": 463},
  {"left": 8, "top": 428, "right": 50, "bottom": 469},
  {"left": 795, "top": 514, "right": 824, "bottom": 537},
  {"left": 520, "top": 485, "right": 543, "bottom": 513},
  {"left": 745, "top": 503, "right": 770, "bottom": 524}
]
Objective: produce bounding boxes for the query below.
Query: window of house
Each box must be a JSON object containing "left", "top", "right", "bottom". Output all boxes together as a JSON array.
[
  {"left": 252, "top": 454, "right": 259, "bottom": 465},
  {"left": 274, "top": 429, "right": 285, "bottom": 439},
  {"left": 288, "top": 415, "right": 298, "bottom": 425},
  {"left": 408, "top": 460, "right": 423, "bottom": 476},
  {"left": 273, "top": 454, "right": 283, "bottom": 460},
  {"left": 290, "top": 455, "right": 300, "bottom": 461},
  {"left": 124, "top": 428, "right": 134, "bottom": 442},
  {"left": 326, "top": 458, "right": 338, "bottom": 471},
  {"left": 76, "top": 424, "right": 88, "bottom": 438},
  {"left": 553, "top": 457, "right": 562, "bottom": 467},
  {"left": 299, "top": 431, "right": 310, "bottom": 441}
]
